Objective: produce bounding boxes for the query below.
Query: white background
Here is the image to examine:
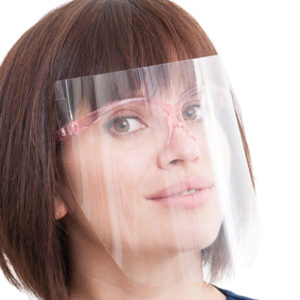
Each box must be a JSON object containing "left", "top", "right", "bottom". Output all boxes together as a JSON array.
[{"left": 1, "top": 1, "right": 300, "bottom": 299}]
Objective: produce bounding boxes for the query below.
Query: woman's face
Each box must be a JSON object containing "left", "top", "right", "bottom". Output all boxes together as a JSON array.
[{"left": 61, "top": 83, "right": 231, "bottom": 261}]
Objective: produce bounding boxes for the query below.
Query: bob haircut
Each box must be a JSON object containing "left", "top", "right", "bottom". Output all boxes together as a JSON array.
[{"left": 0, "top": 0, "right": 255, "bottom": 299}]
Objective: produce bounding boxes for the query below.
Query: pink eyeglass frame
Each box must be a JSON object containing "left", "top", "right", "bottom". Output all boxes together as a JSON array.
[{"left": 56, "top": 85, "right": 227, "bottom": 145}]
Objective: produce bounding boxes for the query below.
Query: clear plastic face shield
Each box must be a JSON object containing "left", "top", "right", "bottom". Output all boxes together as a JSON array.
[{"left": 54, "top": 55, "right": 257, "bottom": 288}]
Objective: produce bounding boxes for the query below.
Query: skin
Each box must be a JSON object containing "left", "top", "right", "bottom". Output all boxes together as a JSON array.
[{"left": 55, "top": 82, "right": 231, "bottom": 299}]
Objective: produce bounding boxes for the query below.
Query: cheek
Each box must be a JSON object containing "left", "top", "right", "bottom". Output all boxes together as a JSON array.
[
  {"left": 68, "top": 139, "right": 148, "bottom": 235},
  {"left": 108, "top": 149, "right": 148, "bottom": 200},
  {"left": 219, "top": 127, "right": 231, "bottom": 172},
  {"left": 62, "top": 137, "right": 110, "bottom": 216},
  {"left": 206, "top": 123, "right": 231, "bottom": 177}
]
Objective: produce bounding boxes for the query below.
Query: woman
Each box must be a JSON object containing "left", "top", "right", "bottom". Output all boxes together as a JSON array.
[{"left": 0, "top": 0, "right": 258, "bottom": 299}]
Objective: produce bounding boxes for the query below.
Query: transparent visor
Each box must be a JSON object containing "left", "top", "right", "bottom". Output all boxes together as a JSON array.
[{"left": 54, "top": 55, "right": 257, "bottom": 288}]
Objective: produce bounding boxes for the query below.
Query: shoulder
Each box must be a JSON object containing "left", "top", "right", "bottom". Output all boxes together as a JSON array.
[{"left": 215, "top": 286, "right": 260, "bottom": 300}]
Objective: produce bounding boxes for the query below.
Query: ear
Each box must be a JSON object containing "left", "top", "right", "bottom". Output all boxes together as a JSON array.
[{"left": 54, "top": 196, "right": 68, "bottom": 220}]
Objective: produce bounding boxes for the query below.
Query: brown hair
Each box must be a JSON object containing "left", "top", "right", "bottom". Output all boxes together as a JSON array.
[{"left": 0, "top": 0, "right": 255, "bottom": 299}]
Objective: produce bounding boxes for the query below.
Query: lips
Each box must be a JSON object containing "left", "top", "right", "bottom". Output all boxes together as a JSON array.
[{"left": 146, "top": 176, "right": 214, "bottom": 200}]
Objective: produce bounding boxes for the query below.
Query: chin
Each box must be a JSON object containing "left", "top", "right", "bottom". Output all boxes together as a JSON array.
[{"left": 174, "top": 227, "right": 222, "bottom": 253}]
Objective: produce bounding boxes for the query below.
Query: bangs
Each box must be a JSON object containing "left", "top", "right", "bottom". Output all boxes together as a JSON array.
[
  {"left": 54, "top": 0, "right": 217, "bottom": 117},
  {"left": 56, "top": 0, "right": 217, "bottom": 81}
]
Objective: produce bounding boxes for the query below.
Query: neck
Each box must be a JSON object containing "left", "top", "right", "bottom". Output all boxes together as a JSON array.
[{"left": 67, "top": 220, "right": 223, "bottom": 300}]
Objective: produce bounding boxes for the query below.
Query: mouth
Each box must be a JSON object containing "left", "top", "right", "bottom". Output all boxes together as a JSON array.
[{"left": 146, "top": 176, "right": 214, "bottom": 209}]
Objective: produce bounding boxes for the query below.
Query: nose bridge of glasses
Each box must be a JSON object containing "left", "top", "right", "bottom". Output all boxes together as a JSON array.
[
  {"left": 156, "top": 100, "right": 181, "bottom": 121},
  {"left": 150, "top": 98, "right": 196, "bottom": 146}
]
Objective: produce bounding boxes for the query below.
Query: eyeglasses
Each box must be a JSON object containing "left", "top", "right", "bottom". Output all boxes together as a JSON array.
[{"left": 56, "top": 85, "right": 227, "bottom": 145}]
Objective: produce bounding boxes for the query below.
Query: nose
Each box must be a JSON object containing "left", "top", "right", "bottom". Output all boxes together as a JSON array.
[{"left": 156, "top": 125, "right": 202, "bottom": 169}]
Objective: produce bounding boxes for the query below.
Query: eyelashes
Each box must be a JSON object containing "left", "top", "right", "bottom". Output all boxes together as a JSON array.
[{"left": 105, "top": 114, "right": 147, "bottom": 137}]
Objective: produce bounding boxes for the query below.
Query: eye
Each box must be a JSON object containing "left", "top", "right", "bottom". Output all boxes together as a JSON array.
[
  {"left": 109, "top": 114, "right": 147, "bottom": 135},
  {"left": 182, "top": 104, "right": 203, "bottom": 121}
]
